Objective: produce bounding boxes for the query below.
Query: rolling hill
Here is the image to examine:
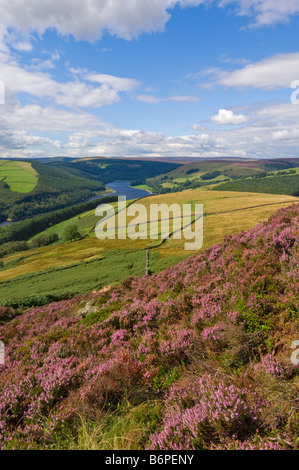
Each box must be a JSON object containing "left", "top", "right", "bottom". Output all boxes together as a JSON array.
[
  {"left": 0, "top": 203, "right": 298, "bottom": 450},
  {"left": 49, "top": 157, "right": 181, "bottom": 184},
  {"left": 146, "top": 158, "right": 299, "bottom": 194}
]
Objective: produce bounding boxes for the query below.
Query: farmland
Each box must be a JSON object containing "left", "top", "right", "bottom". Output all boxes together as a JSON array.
[{"left": 0, "top": 160, "right": 38, "bottom": 193}]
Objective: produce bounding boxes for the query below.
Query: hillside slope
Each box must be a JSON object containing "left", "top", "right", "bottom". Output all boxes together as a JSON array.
[
  {"left": 0, "top": 161, "right": 106, "bottom": 221},
  {"left": 0, "top": 204, "right": 298, "bottom": 450},
  {"left": 50, "top": 158, "right": 181, "bottom": 184}
]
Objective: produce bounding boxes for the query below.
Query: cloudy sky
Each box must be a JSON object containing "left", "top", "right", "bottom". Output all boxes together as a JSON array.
[{"left": 0, "top": 0, "right": 299, "bottom": 159}]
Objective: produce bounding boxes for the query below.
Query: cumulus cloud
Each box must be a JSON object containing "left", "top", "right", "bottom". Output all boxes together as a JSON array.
[
  {"left": 220, "top": 0, "right": 299, "bottom": 27},
  {"left": 0, "top": 48, "right": 139, "bottom": 108},
  {"left": 0, "top": 1, "right": 205, "bottom": 42},
  {"left": 0, "top": 0, "right": 297, "bottom": 50},
  {"left": 2, "top": 99, "right": 299, "bottom": 159},
  {"left": 217, "top": 53, "right": 299, "bottom": 89},
  {"left": 197, "top": 53, "right": 299, "bottom": 90},
  {"left": 211, "top": 109, "right": 248, "bottom": 125}
]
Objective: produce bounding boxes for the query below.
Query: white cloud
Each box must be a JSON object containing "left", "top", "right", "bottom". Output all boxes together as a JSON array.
[
  {"left": 192, "top": 124, "right": 207, "bottom": 131},
  {"left": 0, "top": 1, "right": 204, "bottom": 42},
  {"left": 170, "top": 95, "right": 200, "bottom": 102},
  {"left": 197, "top": 53, "right": 299, "bottom": 90},
  {"left": 0, "top": 0, "right": 297, "bottom": 53},
  {"left": 137, "top": 94, "right": 161, "bottom": 104},
  {"left": 217, "top": 53, "right": 299, "bottom": 89},
  {"left": 1, "top": 103, "right": 109, "bottom": 132},
  {"left": 51, "top": 99, "right": 299, "bottom": 159},
  {"left": 2, "top": 99, "right": 299, "bottom": 159},
  {"left": 0, "top": 0, "right": 297, "bottom": 51},
  {"left": 86, "top": 73, "right": 140, "bottom": 93},
  {"left": 0, "top": 49, "right": 139, "bottom": 109},
  {"left": 136, "top": 94, "right": 199, "bottom": 103},
  {"left": 211, "top": 109, "right": 248, "bottom": 125},
  {"left": 220, "top": 0, "right": 299, "bottom": 27},
  {"left": 11, "top": 41, "right": 33, "bottom": 52}
]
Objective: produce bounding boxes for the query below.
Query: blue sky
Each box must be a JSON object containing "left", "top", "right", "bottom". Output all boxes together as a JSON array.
[{"left": 0, "top": 0, "right": 299, "bottom": 159}]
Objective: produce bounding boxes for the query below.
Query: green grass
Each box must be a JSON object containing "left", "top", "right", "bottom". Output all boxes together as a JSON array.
[
  {"left": 0, "top": 160, "right": 38, "bottom": 193},
  {"left": 0, "top": 250, "right": 146, "bottom": 306},
  {"left": 133, "top": 184, "right": 153, "bottom": 192},
  {"left": 0, "top": 247, "right": 188, "bottom": 307},
  {"left": 30, "top": 209, "right": 98, "bottom": 241},
  {"left": 68, "top": 401, "right": 163, "bottom": 451},
  {"left": 29, "top": 200, "right": 125, "bottom": 242}
]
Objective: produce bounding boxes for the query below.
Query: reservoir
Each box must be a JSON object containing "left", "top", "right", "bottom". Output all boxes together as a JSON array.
[{"left": 87, "top": 181, "right": 151, "bottom": 202}]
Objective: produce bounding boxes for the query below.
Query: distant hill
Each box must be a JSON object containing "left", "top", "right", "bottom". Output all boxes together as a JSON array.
[
  {"left": 146, "top": 158, "right": 299, "bottom": 194},
  {"left": 49, "top": 157, "right": 181, "bottom": 184},
  {"left": 151, "top": 158, "right": 299, "bottom": 182}
]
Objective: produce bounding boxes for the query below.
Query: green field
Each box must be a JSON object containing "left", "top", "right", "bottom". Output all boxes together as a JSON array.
[{"left": 0, "top": 160, "right": 38, "bottom": 193}]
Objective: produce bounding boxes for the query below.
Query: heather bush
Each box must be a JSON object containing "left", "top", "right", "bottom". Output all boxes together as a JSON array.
[{"left": 148, "top": 374, "right": 267, "bottom": 450}]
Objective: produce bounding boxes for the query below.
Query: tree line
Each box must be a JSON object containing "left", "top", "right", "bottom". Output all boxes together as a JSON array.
[{"left": 0, "top": 195, "right": 118, "bottom": 245}]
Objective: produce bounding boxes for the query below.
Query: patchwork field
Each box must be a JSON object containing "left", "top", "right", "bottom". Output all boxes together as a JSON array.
[
  {"left": 0, "top": 160, "right": 38, "bottom": 193},
  {"left": 0, "top": 188, "right": 297, "bottom": 306}
]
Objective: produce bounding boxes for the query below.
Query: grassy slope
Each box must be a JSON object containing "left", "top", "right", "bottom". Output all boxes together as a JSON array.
[
  {"left": 0, "top": 204, "right": 298, "bottom": 450},
  {"left": 0, "top": 189, "right": 297, "bottom": 305},
  {"left": 0, "top": 160, "right": 38, "bottom": 193}
]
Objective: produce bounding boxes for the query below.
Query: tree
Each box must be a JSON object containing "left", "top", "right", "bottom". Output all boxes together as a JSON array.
[
  {"left": 31, "top": 233, "right": 59, "bottom": 248},
  {"left": 63, "top": 224, "right": 81, "bottom": 242}
]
